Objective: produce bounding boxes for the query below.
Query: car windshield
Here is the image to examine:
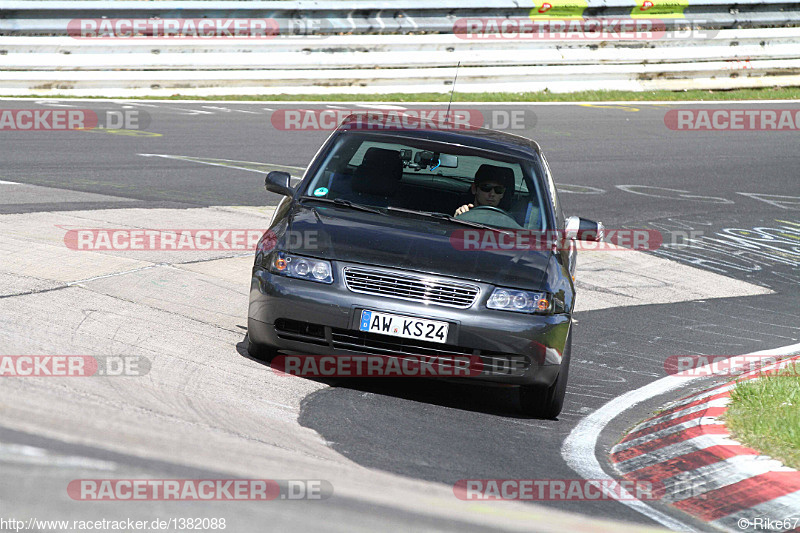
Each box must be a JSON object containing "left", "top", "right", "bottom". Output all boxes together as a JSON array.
[{"left": 301, "top": 132, "right": 548, "bottom": 231}]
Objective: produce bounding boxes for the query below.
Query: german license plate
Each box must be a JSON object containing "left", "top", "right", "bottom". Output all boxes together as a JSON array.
[{"left": 359, "top": 310, "right": 449, "bottom": 344}]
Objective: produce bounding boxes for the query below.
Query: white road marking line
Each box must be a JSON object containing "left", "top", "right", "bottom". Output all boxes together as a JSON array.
[
  {"left": 201, "top": 105, "right": 260, "bottom": 114},
  {"left": 0, "top": 180, "right": 22, "bottom": 185},
  {"left": 562, "top": 341, "right": 800, "bottom": 532},
  {"left": 166, "top": 107, "right": 214, "bottom": 116},
  {"left": 33, "top": 100, "right": 75, "bottom": 108},
  {"left": 137, "top": 153, "right": 305, "bottom": 183},
  {"left": 138, "top": 153, "right": 248, "bottom": 171},
  {"left": 0, "top": 443, "right": 116, "bottom": 471},
  {"left": 354, "top": 104, "right": 407, "bottom": 110}
]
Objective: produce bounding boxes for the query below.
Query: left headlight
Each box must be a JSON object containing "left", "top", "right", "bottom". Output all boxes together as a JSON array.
[
  {"left": 487, "top": 287, "right": 553, "bottom": 314},
  {"left": 269, "top": 252, "right": 333, "bottom": 284}
]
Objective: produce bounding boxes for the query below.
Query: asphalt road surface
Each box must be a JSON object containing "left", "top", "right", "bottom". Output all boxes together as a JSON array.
[{"left": 0, "top": 98, "right": 798, "bottom": 532}]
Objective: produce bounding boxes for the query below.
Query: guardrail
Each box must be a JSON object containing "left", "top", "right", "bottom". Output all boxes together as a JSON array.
[
  {"left": 4, "top": 0, "right": 800, "bottom": 34},
  {"left": 1, "top": 1, "right": 799, "bottom": 95}
]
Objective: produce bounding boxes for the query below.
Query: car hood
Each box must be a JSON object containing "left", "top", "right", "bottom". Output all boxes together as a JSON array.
[{"left": 284, "top": 204, "right": 549, "bottom": 290}]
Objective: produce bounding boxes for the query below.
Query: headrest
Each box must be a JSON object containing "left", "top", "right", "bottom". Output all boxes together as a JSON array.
[{"left": 352, "top": 147, "right": 403, "bottom": 197}]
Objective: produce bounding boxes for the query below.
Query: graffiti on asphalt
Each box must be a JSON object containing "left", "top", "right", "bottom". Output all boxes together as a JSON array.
[{"left": 649, "top": 219, "right": 800, "bottom": 280}]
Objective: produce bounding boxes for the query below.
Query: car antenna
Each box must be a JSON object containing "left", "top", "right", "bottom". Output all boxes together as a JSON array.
[{"left": 445, "top": 61, "right": 461, "bottom": 126}]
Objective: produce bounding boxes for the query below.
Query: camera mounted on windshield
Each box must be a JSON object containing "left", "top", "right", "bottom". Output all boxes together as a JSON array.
[{"left": 403, "top": 150, "right": 458, "bottom": 171}]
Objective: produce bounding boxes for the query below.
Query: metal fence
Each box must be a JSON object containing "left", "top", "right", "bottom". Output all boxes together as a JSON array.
[{"left": 2, "top": 0, "right": 799, "bottom": 95}]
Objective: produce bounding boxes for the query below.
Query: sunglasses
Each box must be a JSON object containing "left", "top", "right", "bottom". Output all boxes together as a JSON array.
[{"left": 478, "top": 184, "right": 506, "bottom": 194}]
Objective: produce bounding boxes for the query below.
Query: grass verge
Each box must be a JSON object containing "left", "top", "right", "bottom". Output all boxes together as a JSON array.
[
  {"left": 725, "top": 373, "right": 800, "bottom": 470},
  {"left": 3, "top": 86, "right": 800, "bottom": 102}
]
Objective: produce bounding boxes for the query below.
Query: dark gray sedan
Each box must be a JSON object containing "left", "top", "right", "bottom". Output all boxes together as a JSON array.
[{"left": 248, "top": 116, "right": 601, "bottom": 418}]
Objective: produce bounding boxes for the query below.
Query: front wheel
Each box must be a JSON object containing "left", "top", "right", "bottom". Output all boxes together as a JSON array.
[{"left": 519, "top": 330, "right": 572, "bottom": 419}]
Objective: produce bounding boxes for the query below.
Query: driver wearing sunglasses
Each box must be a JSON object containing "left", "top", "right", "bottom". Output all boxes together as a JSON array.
[{"left": 454, "top": 168, "right": 509, "bottom": 216}]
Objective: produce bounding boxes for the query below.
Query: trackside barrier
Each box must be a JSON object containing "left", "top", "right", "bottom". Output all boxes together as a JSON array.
[{"left": 1, "top": 0, "right": 799, "bottom": 94}]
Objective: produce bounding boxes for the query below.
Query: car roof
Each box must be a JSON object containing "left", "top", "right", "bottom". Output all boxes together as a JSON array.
[{"left": 336, "top": 113, "right": 542, "bottom": 158}]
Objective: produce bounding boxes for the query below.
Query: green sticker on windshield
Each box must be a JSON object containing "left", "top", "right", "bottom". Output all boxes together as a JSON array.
[{"left": 313, "top": 187, "right": 329, "bottom": 197}]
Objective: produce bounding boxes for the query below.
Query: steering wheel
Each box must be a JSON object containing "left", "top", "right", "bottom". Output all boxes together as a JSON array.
[
  {"left": 455, "top": 205, "right": 522, "bottom": 228},
  {"left": 468, "top": 206, "right": 509, "bottom": 215}
]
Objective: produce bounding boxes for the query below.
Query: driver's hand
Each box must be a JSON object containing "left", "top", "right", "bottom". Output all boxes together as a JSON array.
[{"left": 455, "top": 204, "right": 473, "bottom": 216}]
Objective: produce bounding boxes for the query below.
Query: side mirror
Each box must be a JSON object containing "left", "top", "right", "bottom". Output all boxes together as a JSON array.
[
  {"left": 265, "top": 171, "right": 294, "bottom": 197},
  {"left": 565, "top": 216, "right": 604, "bottom": 242}
]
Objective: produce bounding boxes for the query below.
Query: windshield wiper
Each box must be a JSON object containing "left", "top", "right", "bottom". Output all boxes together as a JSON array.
[
  {"left": 386, "top": 207, "right": 508, "bottom": 233},
  {"left": 299, "top": 196, "right": 385, "bottom": 215}
]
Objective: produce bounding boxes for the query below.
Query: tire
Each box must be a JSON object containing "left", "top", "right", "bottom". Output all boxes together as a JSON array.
[
  {"left": 519, "top": 329, "right": 572, "bottom": 419},
  {"left": 247, "top": 335, "right": 278, "bottom": 362}
]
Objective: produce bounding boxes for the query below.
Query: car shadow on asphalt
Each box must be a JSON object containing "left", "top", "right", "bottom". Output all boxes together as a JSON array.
[
  {"left": 236, "top": 334, "right": 567, "bottom": 487},
  {"left": 235, "top": 334, "right": 537, "bottom": 419}
]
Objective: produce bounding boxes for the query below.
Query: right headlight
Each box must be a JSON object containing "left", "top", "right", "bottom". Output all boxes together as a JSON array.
[
  {"left": 268, "top": 252, "right": 333, "bottom": 284},
  {"left": 487, "top": 288, "right": 553, "bottom": 314}
]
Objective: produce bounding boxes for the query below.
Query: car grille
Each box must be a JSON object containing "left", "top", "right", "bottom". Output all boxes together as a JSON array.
[{"left": 343, "top": 267, "right": 479, "bottom": 309}]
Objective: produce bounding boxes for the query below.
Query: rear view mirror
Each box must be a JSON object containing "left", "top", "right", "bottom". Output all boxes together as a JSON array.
[
  {"left": 265, "top": 171, "right": 294, "bottom": 197},
  {"left": 565, "top": 216, "right": 604, "bottom": 242}
]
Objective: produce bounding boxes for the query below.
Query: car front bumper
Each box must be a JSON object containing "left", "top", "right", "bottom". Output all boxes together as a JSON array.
[{"left": 248, "top": 261, "right": 571, "bottom": 386}]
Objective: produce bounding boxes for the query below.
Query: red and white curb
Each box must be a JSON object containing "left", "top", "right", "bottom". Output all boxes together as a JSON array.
[{"left": 610, "top": 355, "right": 800, "bottom": 532}]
